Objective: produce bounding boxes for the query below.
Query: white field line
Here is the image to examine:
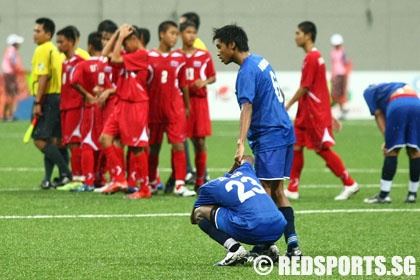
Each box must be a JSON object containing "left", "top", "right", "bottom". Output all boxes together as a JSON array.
[
  {"left": 0, "top": 167, "right": 409, "bottom": 174},
  {"left": 0, "top": 208, "right": 419, "bottom": 220}
]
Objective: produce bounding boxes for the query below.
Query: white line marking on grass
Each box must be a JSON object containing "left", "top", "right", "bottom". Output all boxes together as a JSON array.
[
  {"left": 0, "top": 167, "right": 410, "bottom": 173},
  {"left": 0, "top": 209, "right": 419, "bottom": 219}
]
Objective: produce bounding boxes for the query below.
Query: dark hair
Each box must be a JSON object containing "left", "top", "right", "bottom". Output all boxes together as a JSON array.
[
  {"left": 212, "top": 24, "right": 249, "bottom": 52},
  {"left": 97, "top": 19, "right": 118, "bottom": 34},
  {"left": 135, "top": 27, "right": 150, "bottom": 47},
  {"left": 298, "top": 21, "right": 317, "bottom": 43},
  {"left": 123, "top": 25, "right": 140, "bottom": 43},
  {"left": 56, "top": 26, "right": 77, "bottom": 43},
  {"left": 158, "top": 21, "right": 178, "bottom": 41},
  {"left": 181, "top": 12, "right": 200, "bottom": 30},
  {"left": 88, "top": 31, "right": 103, "bottom": 51},
  {"left": 66, "top": 25, "right": 80, "bottom": 38},
  {"left": 180, "top": 20, "right": 196, "bottom": 32},
  {"left": 36, "top": 17, "right": 55, "bottom": 38}
]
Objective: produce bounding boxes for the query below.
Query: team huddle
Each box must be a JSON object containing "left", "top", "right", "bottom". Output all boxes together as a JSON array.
[{"left": 30, "top": 15, "right": 215, "bottom": 199}]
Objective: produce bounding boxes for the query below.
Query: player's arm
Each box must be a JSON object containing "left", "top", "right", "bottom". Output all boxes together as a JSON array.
[
  {"left": 111, "top": 25, "right": 132, "bottom": 64},
  {"left": 193, "top": 75, "right": 216, "bottom": 89},
  {"left": 181, "top": 85, "right": 190, "bottom": 118},
  {"left": 102, "top": 29, "right": 120, "bottom": 58},
  {"left": 235, "top": 102, "right": 252, "bottom": 163},
  {"left": 374, "top": 109, "right": 386, "bottom": 136},
  {"left": 190, "top": 207, "right": 198, "bottom": 224},
  {"left": 33, "top": 75, "right": 49, "bottom": 117},
  {"left": 72, "top": 83, "right": 96, "bottom": 104},
  {"left": 285, "top": 86, "right": 307, "bottom": 111}
]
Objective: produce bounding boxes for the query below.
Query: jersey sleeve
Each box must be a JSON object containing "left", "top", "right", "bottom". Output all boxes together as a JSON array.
[
  {"left": 32, "top": 47, "right": 51, "bottom": 76},
  {"left": 193, "top": 182, "right": 218, "bottom": 208},
  {"left": 122, "top": 50, "right": 148, "bottom": 72},
  {"left": 236, "top": 67, "right": 256, "bottom": 105},
  {"left": 363, "top": 86, "right": 378, "bottom": 115},
  {"left": 178, "top": 62, "right": 187, "bottom": 88},
  {"left": 300, "top": 54, "right": 317, "bottom": 89},
  {"left": 205, "top": 52, "right": 216, "bottom": 78}
]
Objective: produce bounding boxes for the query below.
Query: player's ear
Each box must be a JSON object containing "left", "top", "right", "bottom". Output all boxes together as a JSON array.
[{"left": 228, "top": 41, "right": 236, "bottom": 51}]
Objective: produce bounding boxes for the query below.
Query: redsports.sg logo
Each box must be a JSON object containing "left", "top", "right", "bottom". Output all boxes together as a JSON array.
[{"left": 253, "top": 255, "right": 416, "bottom": 276}]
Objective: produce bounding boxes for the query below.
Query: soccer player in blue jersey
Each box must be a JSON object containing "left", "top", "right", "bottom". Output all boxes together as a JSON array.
[
  {"left": 213, "top": 24, "right": 302, "bottom": 258},
  {"left": 191, "top": 155, "right": 287, "bottom": 266},
  {"left": 363, "top": 82, "right": 420, "bottom": 204}
]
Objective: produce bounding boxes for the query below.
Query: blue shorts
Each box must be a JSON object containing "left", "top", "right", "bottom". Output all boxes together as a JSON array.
[
  {"left": 214, "top": 207, "right": 286, "bottom": 245},
  {"left": 254, "top": 144, "right": 294, "bottom": 180},
  {"left": 385, "top": 97, "right": 420, "bottom": 151}
]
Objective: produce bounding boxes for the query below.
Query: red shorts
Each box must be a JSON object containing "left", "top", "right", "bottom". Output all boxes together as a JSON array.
[
  {"left": 61, "top": 107, "right": 83, "bottom": 144},
  {"left": 187, "top": 97, "right": 211, "bottom": 138},
  {"left": 294, "top": 125, "right": 335, "bottom": 150},
  {"left": 102, "top": 101, "right": 149, "bottom": 147},
  {"left": 149, "top": 114, "right": 187, "bottom": 145},
  {"left": 101, "top": 95, "right": 118, "bottom": 127},
  {"left": 81, "top": 103, "right": 102, "bottom": 150}
]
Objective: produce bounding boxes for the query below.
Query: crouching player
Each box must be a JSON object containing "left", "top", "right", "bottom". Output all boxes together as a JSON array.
[{"left": 190, "top": 155, "right": 286, "bottom": 266}]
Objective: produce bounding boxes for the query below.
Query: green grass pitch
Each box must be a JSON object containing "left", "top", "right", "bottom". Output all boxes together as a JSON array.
[{"left": 0, "top": 120, "right": 419, "bottom": 279}]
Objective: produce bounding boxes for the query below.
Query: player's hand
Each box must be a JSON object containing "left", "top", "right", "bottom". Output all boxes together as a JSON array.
[
  {"left": 93, "top": 86, "right": 104, "bottom": 95},
  {"left": 119, "top": 24, "right": 132, "bottom": 38},
  {"left": 32, "top": 104, "right": 43, "bottom": 118},
  {"left": 332, "top": 117, "right": 342, "bottom": 132},
  {"left": 97, "top": 88, "right": 112, "bottom": 107},
  {"left": 234, "top": 141, "right": 245, "bottom": 163},
  {"left": 381, "top": 143, "right": 387, "bottom": 155},
  {"left": 193, "top": 79, "right": 205, "bottom": 89},
  {"left": 85, "top": 93, "right": 97, "bottom": 105}
]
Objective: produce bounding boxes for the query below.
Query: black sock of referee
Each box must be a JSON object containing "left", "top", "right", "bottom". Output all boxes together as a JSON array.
[
  {"left": 59, "top": 146, "right": 69, "bottom": 166},
  {"left": 42, "top": 143, "right": 71, "bottom": 178},
  {"left": 279, "top": 207, "right": 299, "bottom": 250},
  {"left": 43, "top": 156, "right": 54, "bottom": 183},
  {"left": 198, "top": 218, "right": 240, "bottom": 252}
]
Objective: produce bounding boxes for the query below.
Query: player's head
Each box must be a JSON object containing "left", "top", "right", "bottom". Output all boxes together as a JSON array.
[
  {"left": 97, "top": 19, "right": 118, "bottom": 47},
  {"left": 158, "top": 21, "right": 178, "bottom": 48},
  {"left": 179, "top": 12, "right": 200, "bottom": 30},
  {"left": 213, "top": 24, "right": 249, "bottom": 65},
  {"left": 297, "top": 21, "right": 317, "bottom": 43},
  {"left": 34, "top": 17, "right": 55, "bottom": 44},
  {"left": 180, "top": 20, "right": 197, "bottom": 47},
  {"left": 134, "top": 26, "right": 150, "bottom": 48},
  {"left": 56, "top": 26, "right": 77, "bottom": 54},
  {"left": 87, "top": 31, "right": 103, "bottom": 54},
  {"left": 122, "top": 25, "right": 141, "bottom": 53}
]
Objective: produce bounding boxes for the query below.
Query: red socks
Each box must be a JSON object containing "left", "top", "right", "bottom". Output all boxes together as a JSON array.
[
  {"left": 288, "top": 149, "right": 304, "bottom": 192},
  {"left": 317, "top": 149, "right": 355, "bottom": 186},
  {"left": 195, "top": 151, "right": 207, "bottom": 186}
]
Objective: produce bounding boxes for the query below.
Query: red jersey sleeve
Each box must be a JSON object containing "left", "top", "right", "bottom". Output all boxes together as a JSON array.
[{"left": 300, "top": 52, "right": 317, "bottom": 89}]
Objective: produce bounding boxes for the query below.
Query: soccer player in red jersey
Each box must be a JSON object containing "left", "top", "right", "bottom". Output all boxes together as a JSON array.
[
  {"left": 285, "top": 21, "right": 358, "bottom": 200},
  {"left": 70, "top": 31, "right": 115, "bottom": 192},
  {"left": 56, "top": 26, "right": 86, "bottom": 186},
  {"left": 179, "top": 20, "right": 216, "bottom": 193},
  {"left": 147, "top": 21, "right": 195, "bottom": 197},
  {"left": 99, "top": 24, "right": 151, "bottom": 199}
]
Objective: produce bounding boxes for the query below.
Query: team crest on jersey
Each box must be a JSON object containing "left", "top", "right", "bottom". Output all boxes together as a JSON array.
[
  {"left": 193, "top": 61, "right": 202, "bottom": 67},
  {"left": 171, "top": 61, "right": 179, "bottom": 67},
  {"left": 104, "top": 66, "right": 112, "bottom": 73},
  {"left": 37, "top": 63, "right": 45, "bottom": 72},
  {"left": 66, "top": 65, "right": 73, "bottom": 72}
]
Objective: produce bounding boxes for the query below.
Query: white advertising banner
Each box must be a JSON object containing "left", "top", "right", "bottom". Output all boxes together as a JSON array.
[{"left": 207, "top": 71, "right": 420, "bottom": 120}]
